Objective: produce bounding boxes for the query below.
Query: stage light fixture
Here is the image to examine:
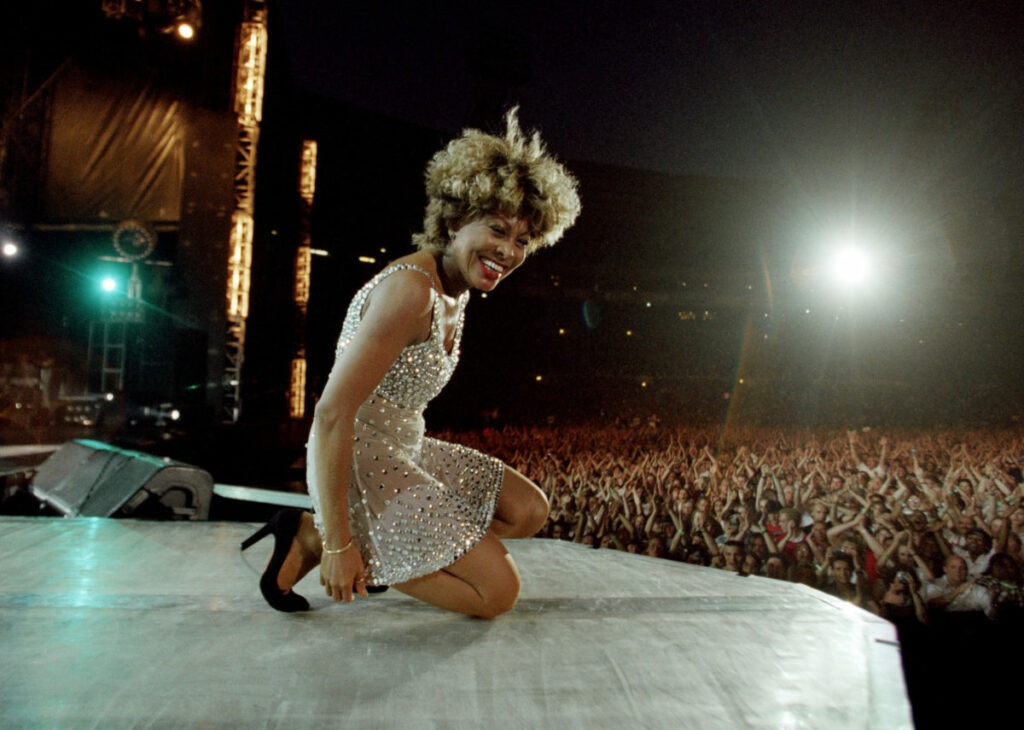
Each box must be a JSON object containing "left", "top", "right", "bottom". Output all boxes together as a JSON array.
[
  {"left": 823, "top": 228, "right": 877, "bottom": 291},
  {"left": 103, "top": 1, "right": 202, "bottom": 40},
  {"left": 830, "top": 246, "right": 869, "bottom": 285},
  {"left": 169, "top": 1, "right": 202, "bottom": 41},
  {"left": 2, "top": 241, "right": 18, "bottom": 258}
]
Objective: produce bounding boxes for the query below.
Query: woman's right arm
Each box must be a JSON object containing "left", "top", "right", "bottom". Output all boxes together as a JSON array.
[{"left": 314, "top": 272, "right": 435, "bottom": 603}]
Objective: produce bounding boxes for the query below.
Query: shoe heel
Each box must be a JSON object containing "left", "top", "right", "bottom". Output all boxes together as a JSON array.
[
  {"left": 245, "top": 508, "right": 311, "bottom": 613},
  {"left": 240, "top": 520, "right": 274, "bottom": 551}
]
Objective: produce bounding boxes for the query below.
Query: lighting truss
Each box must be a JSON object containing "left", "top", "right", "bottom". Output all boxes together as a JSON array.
[
  {"left": 288, "top": 139, "right": 318, "bottom": 418},
  {"left": 223, "top": 0, "right": 266, "bottom": 421}
]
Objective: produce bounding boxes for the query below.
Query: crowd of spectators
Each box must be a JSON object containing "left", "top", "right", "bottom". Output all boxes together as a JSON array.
[
  {"left": 443, "top": 420, "right": 1024, "bottom": 724},
  {"left": 441, "top": 421, "right": 1024, "bottom": 628}
]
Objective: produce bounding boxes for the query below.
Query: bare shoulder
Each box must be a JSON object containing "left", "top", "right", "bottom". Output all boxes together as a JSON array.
[
  {"left": 366, "top": 266, "right": 434, "bottom": 320},
  {"left": 361, "top": 257, "right": 438, "bottom": 345}
]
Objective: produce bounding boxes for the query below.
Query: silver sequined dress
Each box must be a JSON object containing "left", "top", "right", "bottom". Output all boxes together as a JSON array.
[{"left": 307, "top": 263, "right": 504, "bottom": 585}]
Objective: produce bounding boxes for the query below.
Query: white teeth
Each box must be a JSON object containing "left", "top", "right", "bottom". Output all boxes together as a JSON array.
[{"left": 481, "top": 258, "right": 504, "bottom": 274}]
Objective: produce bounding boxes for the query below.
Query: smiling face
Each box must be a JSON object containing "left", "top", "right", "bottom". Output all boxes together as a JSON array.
[
  {"left": 442, "top": 214, "right": 529, "bottom": 294},
  {"left": 965, "top": 530, "right": 989, "bottom": 557}
]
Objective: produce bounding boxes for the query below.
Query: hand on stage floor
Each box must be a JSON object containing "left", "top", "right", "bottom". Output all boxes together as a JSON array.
[{"left": 321, "top": 545, "right": 369, "bottom": 602}]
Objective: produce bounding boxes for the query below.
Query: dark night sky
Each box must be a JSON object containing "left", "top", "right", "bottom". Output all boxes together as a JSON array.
[
  {"left": 262, "top": 0, "right": 1024, "bottom": 426},
  {"left": 2, "top": 1, "right": 1022, "bottom": 426},
  {"left": 275, "top": 0, "right": 1023, "bottom": 196}
]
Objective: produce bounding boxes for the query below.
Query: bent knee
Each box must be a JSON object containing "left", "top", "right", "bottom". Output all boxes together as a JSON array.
[
  {"left": 524, "top": 494, "right": 550, "bottom": 535},
  {"left": 475, "top": 592, "right": 519, "bottom": 619},
  {"left": 475, "top": 575, "right": 521, "bottom": 619}
]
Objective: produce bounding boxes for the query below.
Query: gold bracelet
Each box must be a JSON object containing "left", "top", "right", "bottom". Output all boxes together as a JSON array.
[{"left": 322, "top": 539, "right": 354, "bottom": 555}]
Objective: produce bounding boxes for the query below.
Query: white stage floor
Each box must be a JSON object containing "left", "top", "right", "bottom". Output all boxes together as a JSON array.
[{"left": 0, "top": 516, "right": 912, "bottom": 729}]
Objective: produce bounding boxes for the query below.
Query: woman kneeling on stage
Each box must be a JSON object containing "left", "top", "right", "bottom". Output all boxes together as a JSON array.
[{"left": 243, "top": 109, "right": 581, "bottom": 618}]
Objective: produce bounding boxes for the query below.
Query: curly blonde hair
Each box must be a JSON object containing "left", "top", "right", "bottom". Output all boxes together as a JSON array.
[{"left": 412, "top": 108, "right": 581, "bottom": 254}]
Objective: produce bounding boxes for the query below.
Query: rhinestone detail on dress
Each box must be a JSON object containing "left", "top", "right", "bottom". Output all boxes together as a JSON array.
[{"left": 307, "top": 263, "right": 504, "bottom": 586}]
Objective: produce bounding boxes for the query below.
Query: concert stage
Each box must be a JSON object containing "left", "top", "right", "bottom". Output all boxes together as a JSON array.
[{"left": 0, "top": 516, "right": 912, "bottom": 728}]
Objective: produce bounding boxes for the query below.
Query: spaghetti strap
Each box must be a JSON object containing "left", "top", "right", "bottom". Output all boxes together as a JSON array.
[{"left": 371, "top": 262, "right": 437, "bottom": 292}]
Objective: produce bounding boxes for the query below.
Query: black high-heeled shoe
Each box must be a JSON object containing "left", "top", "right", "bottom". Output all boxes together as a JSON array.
[{"left": 240, "top": 508, "right": 311, "bottom": 612}]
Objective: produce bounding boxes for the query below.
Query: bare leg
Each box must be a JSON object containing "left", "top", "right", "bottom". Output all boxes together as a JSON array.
[
  {"left": 276, "top": 465, "right": 544, "bottom": 599},
  {"left": 275, "top": 512, "right": 322, "bottom": 592},
  {"left": 393, "top": 532, "right": 521, "bottom": 618},
  {"left": 491, "top": 465, "right": 550, "bottom": 539}
]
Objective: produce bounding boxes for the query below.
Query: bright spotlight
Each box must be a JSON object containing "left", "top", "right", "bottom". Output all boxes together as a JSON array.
[
  {"left": 830, "top": 246, "right": 870, "bottom": 286},
  {"left": 2, "top": 241, "right": 17, "bottom": 258},
  {"left": 176, "top": 22, "right": 195, "bottom": 40},
  {"left": 101, "top": 277, "right": 118, "bottom": 293}
]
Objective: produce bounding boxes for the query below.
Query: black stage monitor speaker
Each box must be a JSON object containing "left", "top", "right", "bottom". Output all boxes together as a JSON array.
[{"left": 31, "top": 440, "right": 213, "bottom": 520}]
